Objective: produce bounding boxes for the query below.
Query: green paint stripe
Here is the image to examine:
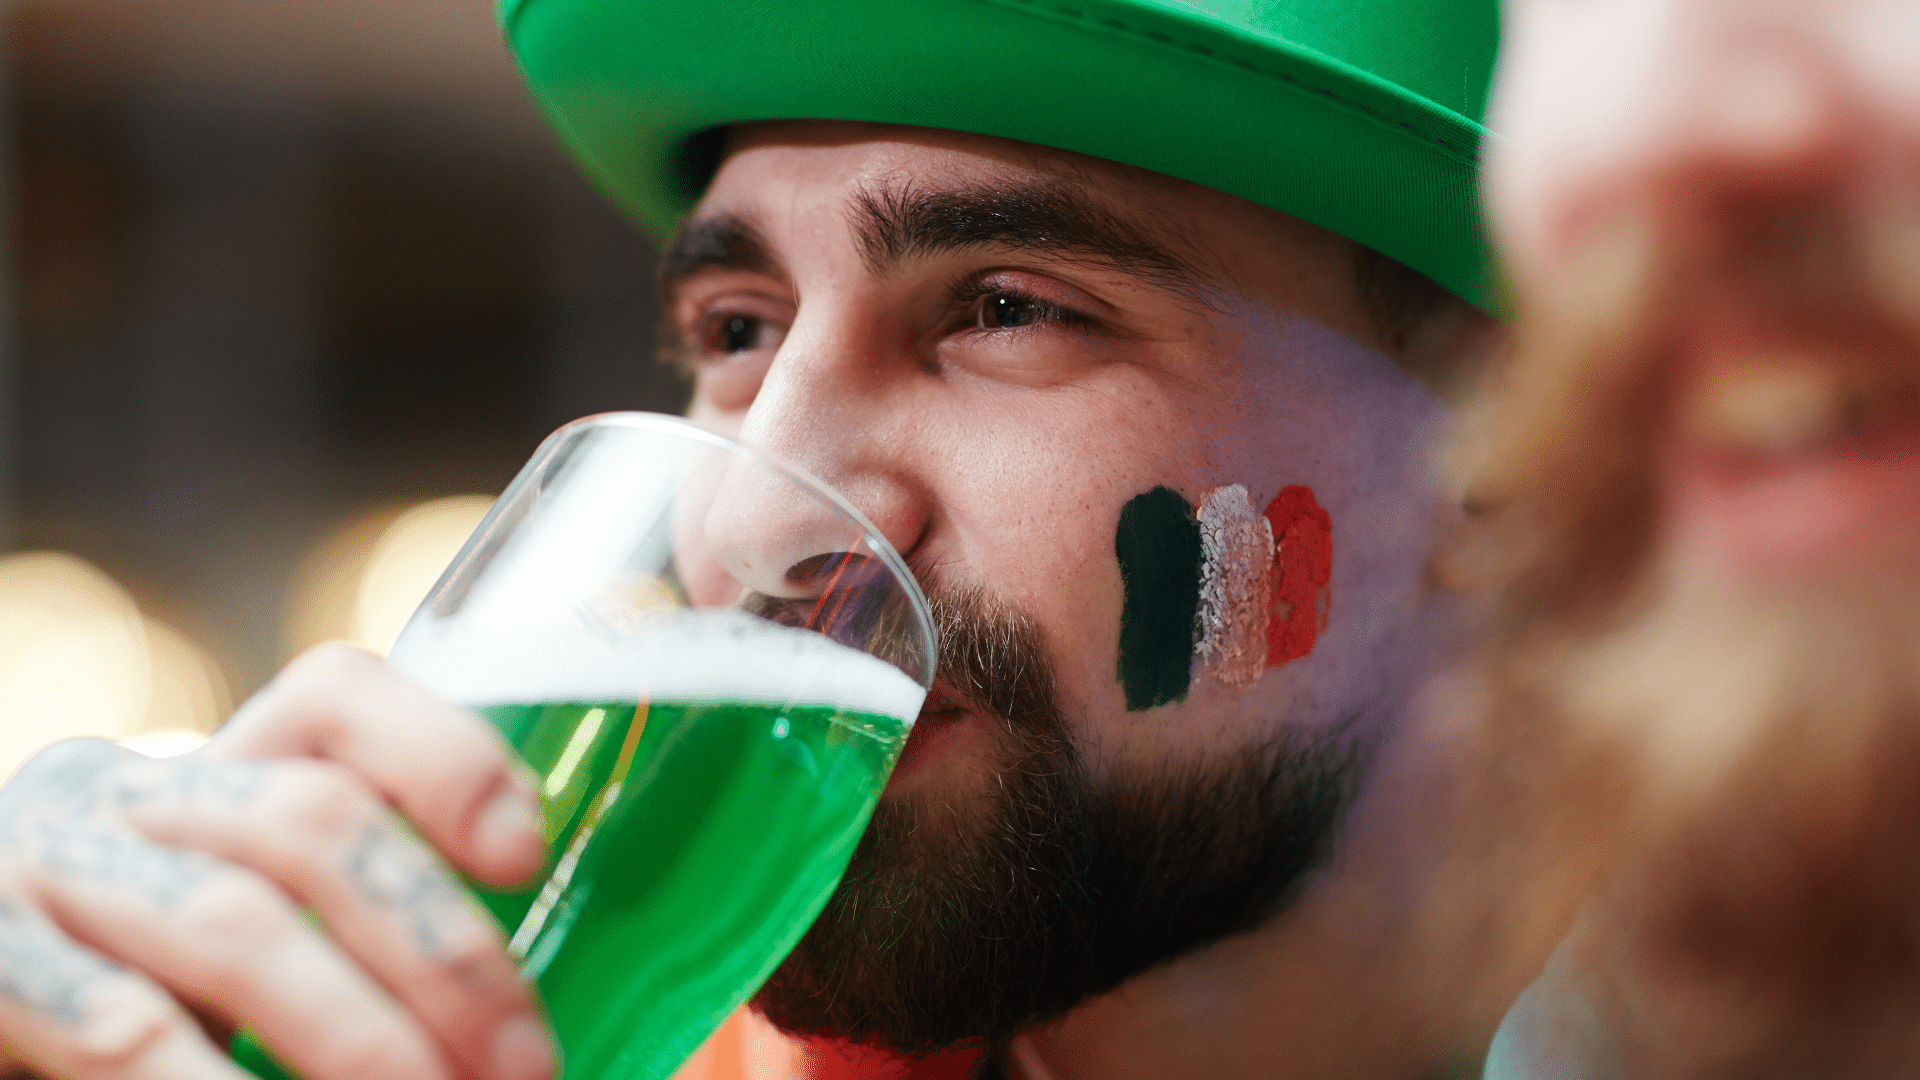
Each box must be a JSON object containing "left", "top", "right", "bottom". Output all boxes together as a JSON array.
[{"left": 1115, "top": 486, "right": 1202, "bottom": 711}]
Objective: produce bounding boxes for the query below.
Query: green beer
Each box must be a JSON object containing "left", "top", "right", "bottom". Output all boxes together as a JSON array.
[
  {"left": 235, "top": 611, "right": 924, "bottom": 1080},
  {"left": 477, "top": 696, "right": 908, "bottom": 1080}
]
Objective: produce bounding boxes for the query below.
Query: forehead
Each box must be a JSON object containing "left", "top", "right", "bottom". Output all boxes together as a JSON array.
[{"left": 715, "top": 121, "right": 1187, "bottom": 202}]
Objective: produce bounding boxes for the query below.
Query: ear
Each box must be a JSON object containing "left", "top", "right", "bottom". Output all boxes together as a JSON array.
[{"left": 1425, "top": 320, "right": 1517, "bottom": 596}]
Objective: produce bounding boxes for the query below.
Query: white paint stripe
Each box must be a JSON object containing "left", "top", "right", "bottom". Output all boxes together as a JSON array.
[{"left": 1194, "top": 485, "right": 1274, "bottom": 688}]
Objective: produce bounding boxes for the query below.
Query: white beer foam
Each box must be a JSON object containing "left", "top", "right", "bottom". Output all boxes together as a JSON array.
[{"left": 389, "top": 607, "right": 927, "bottom": 725}]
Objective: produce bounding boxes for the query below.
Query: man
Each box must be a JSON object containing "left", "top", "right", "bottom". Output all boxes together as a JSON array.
[
  {"left": 657, "top": 119, "right": 1500, "bottom": 1080},
  {"left": 1456, "top": 0, "right": 1920, "bottom": 1075},
  {"left": 0, "top": 3, "right": 1513, "bottom": 1079}
]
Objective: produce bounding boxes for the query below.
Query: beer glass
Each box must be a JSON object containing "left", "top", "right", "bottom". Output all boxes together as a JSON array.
[{"left": 235, "top": 413, "right": 934, "bottom": 1080}]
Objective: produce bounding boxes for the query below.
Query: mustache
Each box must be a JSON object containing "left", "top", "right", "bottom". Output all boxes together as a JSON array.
[
  {"left": 1449, "top": 198, "right": 1920, "bottom": 636},
  {"left": 925, "top": 578, "right": 1059, "bottom": 730},
  {"left": 740, "top": 559, "right": 1060, "bottom": 730}
]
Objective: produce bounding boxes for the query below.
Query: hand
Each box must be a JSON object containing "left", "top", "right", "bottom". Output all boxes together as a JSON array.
[{"left": 0, "top": 644, "right": 554, "bottom": 1080}]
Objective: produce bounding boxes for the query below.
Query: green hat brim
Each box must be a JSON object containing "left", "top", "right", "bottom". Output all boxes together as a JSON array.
[{"left": 506, "top": 0, "right": 1496, "bottom": 313}]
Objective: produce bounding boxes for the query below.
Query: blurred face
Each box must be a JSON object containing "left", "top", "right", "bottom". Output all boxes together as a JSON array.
[
  {"left": 1474, "top": 0, "right": 1920, "bottom": 747},
  {"left": 1469, "top": 6, "right": 1920, "bottom": 1065},
  {"left": 666, "top": 122, "right": 1453, "bottom": 1049},
  {"left": 1486, "top": 0, "right": 1920, "bottom": 592}
]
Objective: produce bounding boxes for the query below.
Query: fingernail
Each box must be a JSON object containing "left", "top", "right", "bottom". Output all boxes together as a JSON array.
[
  {"left": 491, "top": 1014, "right": 558, "bottom": 1080},
  {"left": 476, "top": 782, "right": 542, "bottom": 858}
]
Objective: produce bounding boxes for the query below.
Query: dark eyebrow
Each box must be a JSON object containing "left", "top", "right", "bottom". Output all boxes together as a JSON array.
[
  {"left": 658, "top": 212, "right": 781, "bottom": 298},
  {"left": 655, "top": 213, "right": 783, "bottom": 380},
  {"left": 848, "top": 178, "right": 1210, "bottom": 295}
]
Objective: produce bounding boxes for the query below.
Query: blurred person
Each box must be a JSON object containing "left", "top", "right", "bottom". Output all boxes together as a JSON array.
[
  {"left": 1449, "top": 0, "right": 1920, "bottom": 1076},
  {"left": 0, "top": 3, "right": 1518, "bottom": 1080}
]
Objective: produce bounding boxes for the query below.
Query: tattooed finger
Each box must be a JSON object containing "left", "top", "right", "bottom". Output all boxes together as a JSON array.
[
  {"left": 0, "top": 740, "right": 137, "bottom": 830},
  {"left": 0, "top": 899, "right": 246, "bottom": 1080},
  {"left": 0, "top": 899, "right": 119, "bottom": 1024},
  {"left": 114, "top": 762, "right": 546, "bottom": 1080},
  {"left": 28, "top": 852, "right": 454, "bottom": 1080},
  {"left": 208, "top": 644, "right": 544, "bottom": 888}
]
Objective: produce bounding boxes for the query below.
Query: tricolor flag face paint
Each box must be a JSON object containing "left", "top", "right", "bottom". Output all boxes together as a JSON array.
[
  {"left": 1114, "top": 487, "right": 1204, "bottom": 712},
  {"left": 1263, "top": 485, "right": 1333, "bottom": 666},
  {"left": 1195, "top": 485, "right": 1274, "bottom": 688},
  {"left": 1116, "top": 484, "right": 1333, "bottom": 709}
]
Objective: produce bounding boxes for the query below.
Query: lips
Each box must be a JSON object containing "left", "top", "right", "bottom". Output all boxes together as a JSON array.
[
  {"left": 1666, "top": 343, "right": 1920, "bottom": 581},
  {"left": 887, "top": 677, "right": 978, "bottom": 790}
]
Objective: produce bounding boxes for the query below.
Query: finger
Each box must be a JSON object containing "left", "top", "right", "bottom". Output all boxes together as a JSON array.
[
  {"left": 205, "top": 644, "right": 543, "bottom": 889},
  {"left": 22, "top": 840, "right": 455, "bottom": 1080},
  {"left": 0, "top": 897, "right": 248, "bottom": 1080},
  {"left": 109, "top": 758, "right": 551, "bottom": 1080}
]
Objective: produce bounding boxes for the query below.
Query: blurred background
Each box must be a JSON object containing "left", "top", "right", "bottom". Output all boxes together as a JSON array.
[{"left": 0, "top": 0, "right": 682, "bottom": 774}]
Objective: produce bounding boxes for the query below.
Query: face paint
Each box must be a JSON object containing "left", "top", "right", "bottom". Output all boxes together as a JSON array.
[
  {"left": 1264, "top": 486, "right": 1333, "bottom": 666},
  {"left": 1115, "top": 486, "right": 1202, "bottom": 711},
  {"left": 1117, "top": 484, "right": 1331, "bottom": 709},
  {"left": 1195, "top": 485, "right": 1275, "bottom": 688}
]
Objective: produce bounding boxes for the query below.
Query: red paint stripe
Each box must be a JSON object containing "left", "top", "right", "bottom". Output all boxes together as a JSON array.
[{"left": 1263, "top": 485, "right": 1332, "bottom": 666}]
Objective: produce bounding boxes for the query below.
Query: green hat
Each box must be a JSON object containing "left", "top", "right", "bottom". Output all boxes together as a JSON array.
[{"left": 504, "top": 0, "right": 1500, "bottom": 313}]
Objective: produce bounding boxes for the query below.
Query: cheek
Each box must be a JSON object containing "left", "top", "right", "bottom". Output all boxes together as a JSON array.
[
  {"left": 694, "top": 355, "right": 773, "bottom": 416},
  {"left": 1112, "top": 483, "right": 1335, "bottom": 714},
  {"left": 1486, "top": 0, "right": 1669, "bottom": 275},
  {"left": 911, "top": 378, "right": 1197, "bottom": 702},
  {"left": 686, "top": 384, "right": 751, "bottom": 441}
]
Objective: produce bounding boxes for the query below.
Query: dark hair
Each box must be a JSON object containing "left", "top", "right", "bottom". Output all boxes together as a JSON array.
[{"left": 1353, "top": 241, "right": 1456, "bottom": 353}]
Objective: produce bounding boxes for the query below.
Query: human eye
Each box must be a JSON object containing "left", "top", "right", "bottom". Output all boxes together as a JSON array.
[
  {"left": 697, "top": 311, "right": 788, "bottom": 360},
  {"left": 967, "top": 288, "right": 1089, "bottom": 332},
  {"left": 674, "top": 295, "right": 791, "bottom": 414},
  {"left": 936, "top": 272, "right": 1121, "bottom": 387}
]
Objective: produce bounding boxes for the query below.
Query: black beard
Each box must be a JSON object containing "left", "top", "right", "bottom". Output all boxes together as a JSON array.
[{"left": 754, "top": 582, "right": 1367, "bottom": 1055}]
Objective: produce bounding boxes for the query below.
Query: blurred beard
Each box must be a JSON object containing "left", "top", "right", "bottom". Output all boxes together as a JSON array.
[
  {"left": 1480, "top": 558, "right": 1920, "bottom": 1072},
  {"left": 754, "top": 582, "right": 1366, "bottom": 1055},
  {"left": 1443, "top": 209, "right": 1920, "bottom": 1070}
]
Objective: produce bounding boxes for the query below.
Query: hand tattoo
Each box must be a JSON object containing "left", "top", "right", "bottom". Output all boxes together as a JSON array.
[
  {"left": 0, "top": 899, "right": 118, "bottom": 1025},
  {"left": 31, "top": 824, "right": 212, "bottom": 910},
  {"left": 0, "top": 740, "right": 128, "bottom": 827},
  {"left": 346, "top": 824, "right": 470, "bottom": 957},
  {"left": 109, "top": 759, "right": 267, "bottom": 811}
]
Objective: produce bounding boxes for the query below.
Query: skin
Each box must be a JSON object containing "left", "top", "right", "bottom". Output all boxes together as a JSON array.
[
  {"left": 1490, "top": 0, "right": 1920, "bottom": 318},
  {"left": 1476, "top": 0, "right": 1920, "bottom": 1073},
  {"left": 0, "top": 122, "right": 1499, "bottom": 1080},
  {"left": 1489, "top": 0, "right": 1920, "bottom": 587},
  {"left": 678, "top": 123, "right": 1498, "bottom": 1077},
  {"left": 0, "top": 645, "right": 556, "bottom": 1080}
]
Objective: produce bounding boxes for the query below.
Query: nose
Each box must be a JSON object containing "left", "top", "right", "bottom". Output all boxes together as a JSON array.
[
  {"left": 1668, "top": 25, "right": 1845, "bottom": 187},
  {"left": 1490, "top": 1, "right": 1880, "bottom": 288},
  {"left": 699, "top": 310, "right": 932, "bottom": 602}
]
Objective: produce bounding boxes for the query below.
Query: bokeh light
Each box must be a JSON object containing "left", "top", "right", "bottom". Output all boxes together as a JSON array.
[
  {"left": 356, "top": 496, "right": 495, "bottom": 653},
  {"left": 0, "top": 552, "right": 231, "bottom": 778},
  {"left": 0, "top": 493, "right": 489, "bottom": 780},
  {"left": 287, "top": 495, "right": 494, "bottom": 658},
  {"left": 131, "top": 619, "right": 234, "bottom": 757}
]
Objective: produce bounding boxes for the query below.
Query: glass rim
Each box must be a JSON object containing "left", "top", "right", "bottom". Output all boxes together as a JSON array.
[{"left": 549, "top": 411, "right": 936, "bottom": 683}]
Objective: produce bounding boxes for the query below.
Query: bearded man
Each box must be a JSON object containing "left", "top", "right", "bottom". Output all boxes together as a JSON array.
[
  {"left": 0, "top": 3, "right": 1517, "bottom": 1080},
  {"left": 1457, "top": 0, "right": 1920, "bottom": 1076}
]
